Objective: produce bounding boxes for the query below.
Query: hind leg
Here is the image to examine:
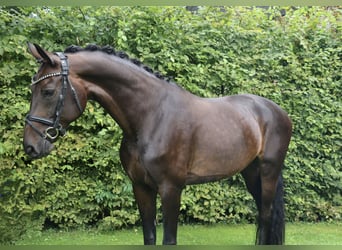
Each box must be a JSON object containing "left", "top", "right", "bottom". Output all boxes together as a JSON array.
[
  {"left": 241, "top": 159, "right": 265, "bottom": 244},
  {"left": 243, "top": 100, "right": 291, "bottom": 244},
  {"left": 242, "top": 156, "right": 285, "bottom": 245},
  {"left": 257, "top": 129, "right": 288, "bottom": 244},
  {"left": 257, "top": 158, "right": 283, "bottom": 244},
  {"left": 241, "top": 158, "right": 262, "bottom": 212}
]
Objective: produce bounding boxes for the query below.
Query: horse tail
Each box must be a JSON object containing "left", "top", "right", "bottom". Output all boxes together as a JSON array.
[{"left": 256, "top": 172, "right": 285, "bottom": 245}]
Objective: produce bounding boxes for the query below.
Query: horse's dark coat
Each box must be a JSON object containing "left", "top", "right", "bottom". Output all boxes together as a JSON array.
[{"left": 23, "top": 43, "right": 292, "bottom": 245}]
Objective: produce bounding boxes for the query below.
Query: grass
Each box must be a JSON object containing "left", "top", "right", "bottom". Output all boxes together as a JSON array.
[{"left": 16, "top": 223, "right": 342, "bottom": 245}]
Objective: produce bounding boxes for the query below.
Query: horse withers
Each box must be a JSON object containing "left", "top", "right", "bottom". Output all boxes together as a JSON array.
[{"left": 23, "top": 43, "right": 292, "bottom": 245}]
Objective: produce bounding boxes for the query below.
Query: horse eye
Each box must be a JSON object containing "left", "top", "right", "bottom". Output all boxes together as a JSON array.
[{"left": 41, "top": 88, "right": 55, "bottom": 97}]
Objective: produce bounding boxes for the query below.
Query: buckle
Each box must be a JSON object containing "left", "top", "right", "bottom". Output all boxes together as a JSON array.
[{"left": 44, "top": 127, "right": 59, "bottom": 140}]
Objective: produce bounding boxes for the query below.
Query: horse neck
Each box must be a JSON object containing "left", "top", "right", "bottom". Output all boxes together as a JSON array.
[{"left": 69, "top": 51, "right": 171, "bottom": 137}]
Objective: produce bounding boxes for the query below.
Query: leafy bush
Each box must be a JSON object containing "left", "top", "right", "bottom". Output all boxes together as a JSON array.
[{"left": 0, "top": 6, "right": 341, "bottom": 244}]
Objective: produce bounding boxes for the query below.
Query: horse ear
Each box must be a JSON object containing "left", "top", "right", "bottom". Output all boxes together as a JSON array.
[{"left": 27, "top": 42, "right": 55, "bottom": 66}]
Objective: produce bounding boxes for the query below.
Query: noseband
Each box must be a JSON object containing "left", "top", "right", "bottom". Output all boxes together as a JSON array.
[{"left": 25, "top": 52, "right": 82, "bottom": 140}]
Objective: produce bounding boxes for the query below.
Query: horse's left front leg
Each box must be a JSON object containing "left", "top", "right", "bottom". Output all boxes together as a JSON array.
[{"left": 159, "top": 184, "right": 183, "bottom": 245}]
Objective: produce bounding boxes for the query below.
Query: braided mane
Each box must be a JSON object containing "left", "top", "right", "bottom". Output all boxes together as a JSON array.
[{"left": 64, "top": 44, "right": 171, "bottom": 82}]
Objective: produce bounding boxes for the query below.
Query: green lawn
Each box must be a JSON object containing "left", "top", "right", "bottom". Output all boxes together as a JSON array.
[{"left": 16, "top": 223, "right": 342, "bottom": 245}]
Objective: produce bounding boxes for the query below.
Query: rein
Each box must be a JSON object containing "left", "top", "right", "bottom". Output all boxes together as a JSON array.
[{"left": 25, "top": 52, "right": 82, "bottom": 140}]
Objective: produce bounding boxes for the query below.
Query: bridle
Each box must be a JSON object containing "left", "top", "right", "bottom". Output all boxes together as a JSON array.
[{"left": 25, "top": 52, "right": 83, "bottom": 140}]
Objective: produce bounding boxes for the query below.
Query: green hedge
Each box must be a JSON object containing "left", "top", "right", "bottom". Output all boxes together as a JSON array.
[{"left": 0, "top": 6, "right": 341, "bottom": 244}]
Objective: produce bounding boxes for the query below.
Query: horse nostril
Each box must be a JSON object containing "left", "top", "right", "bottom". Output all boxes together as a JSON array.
[{"left": 25, "top": 145, "right": 36, "bottom": 156}]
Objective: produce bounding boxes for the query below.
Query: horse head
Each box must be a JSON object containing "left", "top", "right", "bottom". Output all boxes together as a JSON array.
[{"left": 23, "top": 43, "right": 86, "bottom": 159}]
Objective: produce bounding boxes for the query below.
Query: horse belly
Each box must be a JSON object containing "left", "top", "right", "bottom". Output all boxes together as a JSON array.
[
  {"left": 185, "top": 119, "right": 259, "bottom": 185},
  {"left": 186, "top": 149, "right": 249, "bottom": 184}
]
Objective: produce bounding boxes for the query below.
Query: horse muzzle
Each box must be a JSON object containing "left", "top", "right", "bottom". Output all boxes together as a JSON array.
[{"left": 23, "top": 136, "right": 54, "bottom": 159}]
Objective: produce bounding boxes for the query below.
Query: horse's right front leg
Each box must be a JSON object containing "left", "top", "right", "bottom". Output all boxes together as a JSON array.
[{"left": 133, "top": 183, "right": 157, "bottom": 245}]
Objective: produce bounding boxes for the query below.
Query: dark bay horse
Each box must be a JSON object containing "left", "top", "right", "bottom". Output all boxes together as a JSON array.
[{"left": 23, "top": 43, "right": 292, "bottom": 245}]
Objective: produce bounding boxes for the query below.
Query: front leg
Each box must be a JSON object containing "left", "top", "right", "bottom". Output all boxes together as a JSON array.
[
  {"left": 159, "top": 184, "right": 182, "bottom": 245},
  {"left": 120, "top": 137, "right": 158, "bottom": 244},
  {"left": 133, "top": 184, "right": 157, "bottom": 245}
]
